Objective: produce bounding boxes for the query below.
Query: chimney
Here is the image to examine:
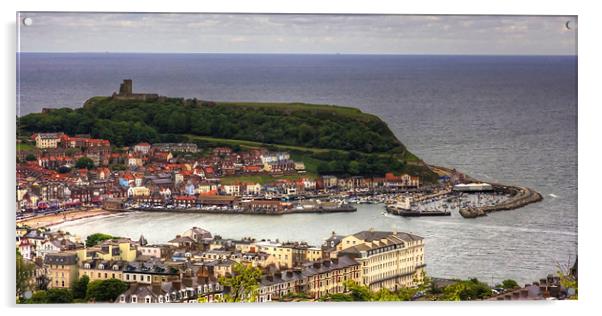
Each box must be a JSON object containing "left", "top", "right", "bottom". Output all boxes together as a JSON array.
[
  {"left": 286, "top": 271, "right": 293, "bottom": 278},
  {"left": 267, "top": 275, "right": 274, "bottom": 282},
  {"left": 332, "top": 258, "right": 339, "bottom": 265},
  {"left": 313, "top": 262, "right": 321, "bottom": 269}
]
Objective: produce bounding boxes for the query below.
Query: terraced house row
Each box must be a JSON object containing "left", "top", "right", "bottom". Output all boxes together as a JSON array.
[{"left": 18, "top": 224, "right": 426, "bottom": 303}]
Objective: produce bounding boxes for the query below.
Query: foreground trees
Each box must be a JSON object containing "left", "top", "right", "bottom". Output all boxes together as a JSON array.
[
  {"left": 217, "top": 263, "right": 262, "bottom": 302},
  {"left": 86, "top": 279, "right": 128, "bottom": 302},
  {"left": 16, "top": 249, "right": 34, "bottom": 302}
]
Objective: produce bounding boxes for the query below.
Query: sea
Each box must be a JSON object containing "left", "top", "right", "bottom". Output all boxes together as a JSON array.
[{"left": 17, "top": 53, "right": 578, "bottom": 285}]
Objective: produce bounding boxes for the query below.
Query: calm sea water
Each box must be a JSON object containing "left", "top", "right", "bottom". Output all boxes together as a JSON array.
[{"left": 18, "top": 53, "right": 577, "bottom": 285}]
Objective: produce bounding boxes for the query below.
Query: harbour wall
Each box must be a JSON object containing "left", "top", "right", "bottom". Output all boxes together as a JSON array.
[{"left": 427, "top": 164, "right": 544, "bottom": 218}]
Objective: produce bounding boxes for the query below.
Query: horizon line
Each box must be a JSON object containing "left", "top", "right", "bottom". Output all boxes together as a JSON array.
[{"left": 17, "top": 51, "right": 577, "bottom": 57}]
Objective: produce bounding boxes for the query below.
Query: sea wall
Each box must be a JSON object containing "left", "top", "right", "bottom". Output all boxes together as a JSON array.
[
  {"left": 459, "top": 185, "right": 543, "bottom": 218},
  {"left": 428, "top": 164, "right": 544, "bottom": 219}
]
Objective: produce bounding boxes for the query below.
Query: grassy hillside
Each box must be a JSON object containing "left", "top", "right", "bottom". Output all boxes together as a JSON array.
[{"left": 18, "top": 96, "right": 438, "bottom": 182}]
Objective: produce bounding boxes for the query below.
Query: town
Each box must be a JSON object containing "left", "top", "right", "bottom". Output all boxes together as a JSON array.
[
  {"left": 16, "top": 225, "right": 427, "bottom": 303},
  {"left": 16, "top": 224, "right": 577, "bottom": 303},
  {"left": 17, "top": 132, "right": 426, "bottom": 218}
]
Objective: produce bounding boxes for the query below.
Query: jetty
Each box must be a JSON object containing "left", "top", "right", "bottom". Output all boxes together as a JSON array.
[
  {"left": 458, "top": 185, "right": 543, "bottom": 218},
  {"left": 428, "top": 164, "right": 543, "bottom": 218}
]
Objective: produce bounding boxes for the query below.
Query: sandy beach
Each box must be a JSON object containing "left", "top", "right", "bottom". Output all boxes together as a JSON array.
[{"left": 17, "top": 208, "right": 114, "bottom": 229}]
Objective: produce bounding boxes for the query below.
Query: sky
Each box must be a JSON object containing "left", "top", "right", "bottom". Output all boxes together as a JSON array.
[{"left": 17, "top": 12, "right": 577, "bottom": 55}]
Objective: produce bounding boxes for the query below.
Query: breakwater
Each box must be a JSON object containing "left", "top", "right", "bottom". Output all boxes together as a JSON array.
[
  {"left": 428, "top": 164, "right": 544, "bottom": 218},
  {"left": 458, "top": 185, "right": 543, "bottom": 218}
]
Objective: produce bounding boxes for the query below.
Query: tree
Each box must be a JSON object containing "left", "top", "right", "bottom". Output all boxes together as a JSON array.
[
  {"left": 25, "top": 153, "right": 36, "bottom": 161},
  {"left": 46, "top": 288, "right": 74, "bottom": 303},
  {"left": 557, "top": 261, "right": 578, "bottom": 300},
  {"left": 501, "top": 279, "right": 519, "bottom": 290},
  {"left": 86, "top": 279, "right": 128, "bottom": 302},
  {"left": 218, "top": 263, "right": 262, "bottom": 302},
  {"left": 441, "top": 278, "right": 492, "bottom": 301},
  {"left": 344, "top": 280, "right": 373, "bottom": 301},
  {"left": 35, "top": 274, "right": 51, "bottom": 291},
  {"left": 16, "top": 249, "right": 34, "bottom": 301},
  {"left": 30, "top": 290, "right": 48, "bottom": 303},
  {"left": 348, "top": 160, "right": 361, "bottom": 175},
  {"left": 57, "top": 166, "right": 71, "bottom": 173},
  {"left": 75, "top": 157, "right": 95, "bottom": 170},
  {"left": 72, "top": 275, "right": 89, "bottom": 300},
  {"left": 85, "top": 233, "right": 114, "bottom": 247}
]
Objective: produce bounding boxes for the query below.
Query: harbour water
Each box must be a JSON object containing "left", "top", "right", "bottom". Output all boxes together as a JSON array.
[{"left": 19, "top": 53, "right": 577, "bottom": 285}]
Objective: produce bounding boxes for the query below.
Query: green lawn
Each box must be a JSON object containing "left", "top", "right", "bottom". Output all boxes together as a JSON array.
[
  {"left": 215, "top": 101, "right": 378, "bottom": 121},
  {"left": 16, "top": 143, "right": 35, "bottom": 151},
  {"left": 186, "top": 135, "right": 335, "bottom": 154}
]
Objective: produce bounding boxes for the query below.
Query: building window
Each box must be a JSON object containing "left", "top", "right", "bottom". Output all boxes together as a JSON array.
[{"left": 132, "top": 296, "right": 137, "bottom": 303}]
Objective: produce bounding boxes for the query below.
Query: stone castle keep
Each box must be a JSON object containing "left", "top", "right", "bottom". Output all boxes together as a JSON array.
[{"left": 112, "top": 79, "right": 162, "bottom": 101}]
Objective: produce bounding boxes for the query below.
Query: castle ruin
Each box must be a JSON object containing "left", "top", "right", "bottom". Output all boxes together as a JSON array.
[{"left": 112, "top": 79, "right": 161, "bottom": 101}]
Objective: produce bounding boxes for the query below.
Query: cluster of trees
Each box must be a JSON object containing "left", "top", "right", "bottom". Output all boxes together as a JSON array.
[
  {"left": 439, "top": 278, "right": 493, "bottom": 301},
  {"left": 18, "top": 97, "right": 403, "bottom": 154},
  {"left": 320, "top": 280, "right": 422, "bottom": 302},
  {"left": 85, "top": 233, "right": 116, "bottom": 247},
  {"left": 25, "top": 277, "right": 128, "bottom": 304},
  {"left": 214, "top": 263, "right": 262, "bottom": 303},
  {"left": 75, "top": 157, "right": 95, "bottom": 170},
  {"left": 319, "top": 276, "right": 495, "bottom": 302},
  {"left": 17, "top": 249, "right": 127, "bottom": 304},
  {"left": 310, "top": 150, "right": 406, "bottom": 176},
  {"left": 16, "top": 249, "right": 34, "bottom": 302}
]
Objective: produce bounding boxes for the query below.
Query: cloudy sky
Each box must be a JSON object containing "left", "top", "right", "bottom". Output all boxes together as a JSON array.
[{"left": 17, "top": 13, "right": 577, "bottom": 55}]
